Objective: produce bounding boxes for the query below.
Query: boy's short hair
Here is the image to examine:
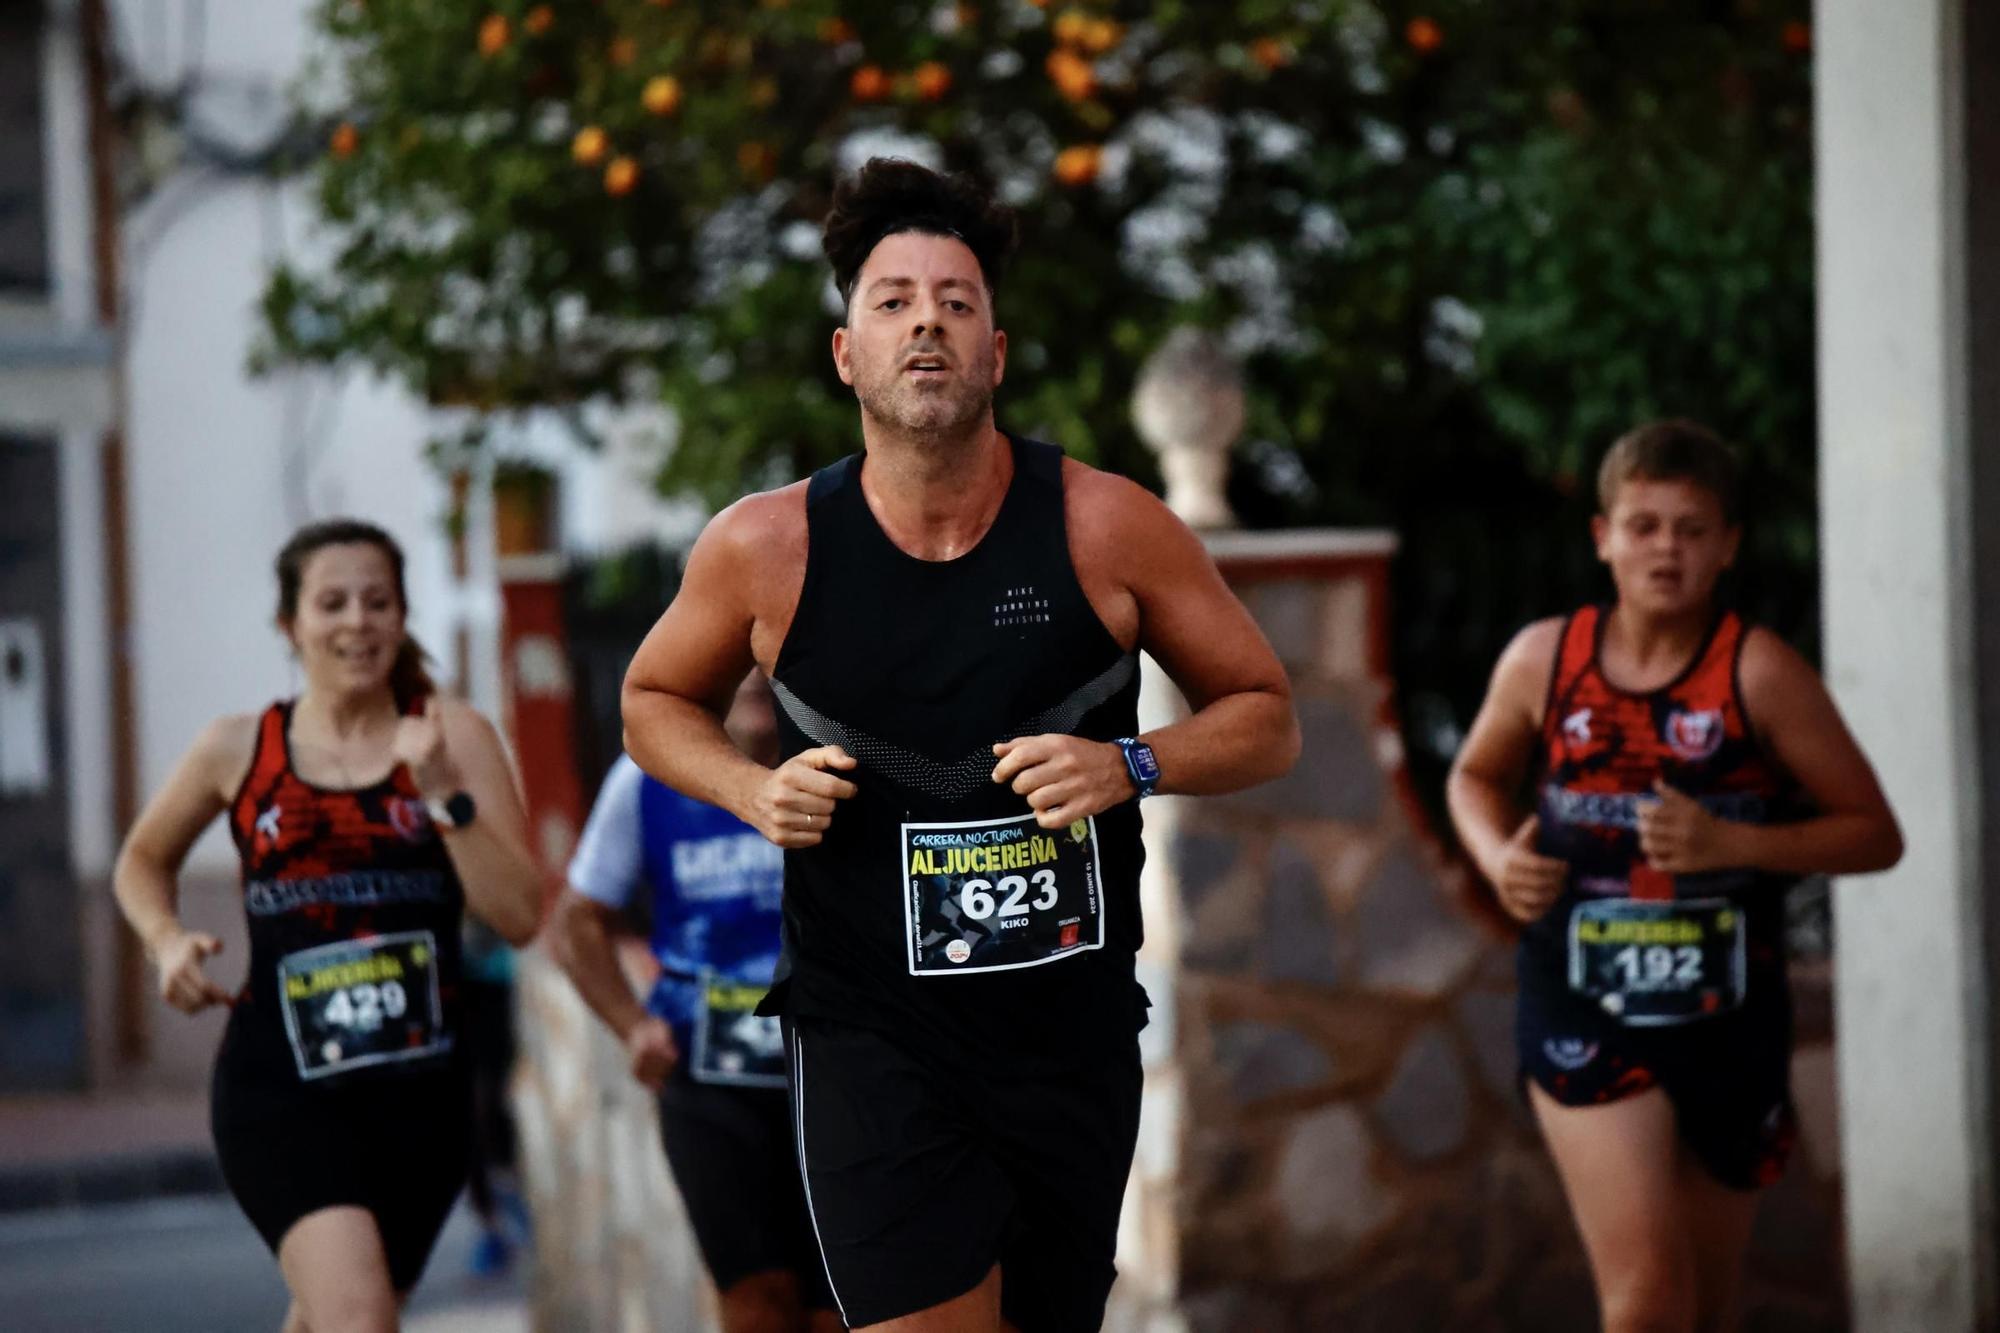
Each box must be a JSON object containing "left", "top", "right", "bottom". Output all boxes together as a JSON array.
[
  {"left": 821, "top": 157, "right": 1019, "bottom": 317},
  {"left": 1597, "top": 419, "right": 1743, "bottom": 524}
]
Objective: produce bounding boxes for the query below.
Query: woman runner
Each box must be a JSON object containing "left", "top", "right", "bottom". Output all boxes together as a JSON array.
[{"left": 114, "top": 519, "right": 544, "bottom": 1332}]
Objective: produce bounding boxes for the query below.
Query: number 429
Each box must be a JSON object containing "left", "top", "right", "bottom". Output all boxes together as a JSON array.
[{"left": 322, "top": 981, "right": 408, "bottom": 1032}]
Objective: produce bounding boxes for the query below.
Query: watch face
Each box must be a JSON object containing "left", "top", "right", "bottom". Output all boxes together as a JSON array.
[{"left": 1130, "top": 744, "right": 1160, "bottom": 783}]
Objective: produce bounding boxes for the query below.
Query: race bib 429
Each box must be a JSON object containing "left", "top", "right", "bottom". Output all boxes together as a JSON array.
[
  {"left": 903, "top": 812, "right": 1104, "bottom": 977},
  {"left": 277, "top": 930, "right": 450, "bottom": 1080}
]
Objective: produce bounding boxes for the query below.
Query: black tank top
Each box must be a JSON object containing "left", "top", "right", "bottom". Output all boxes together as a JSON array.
[
  {"left": 768, "top": 433, "right": 1148, "bottom": 1066},
  {"left": 218, "top": 701, "right": 466, "bottom": 1086}
]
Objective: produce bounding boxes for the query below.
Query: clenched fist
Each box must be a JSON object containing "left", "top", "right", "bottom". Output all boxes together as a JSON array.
[
  {"left": 152, "top": 928, "right": 233, "bottom": 1014},
  {"left": 1484, "top": 815, "right": 1568, "bottom": 924},
  {"left": 625, "top": 1015, "right": 679, "bottom": 1090},
  {"left": 1636, "top": 780, "right": 1733, "bottom": 875},
  {"left": 747, "top": 745, "right": 858, "bottom": 848},
  {"left": 392, "top": 696, "right": 461, "bottom": 798},
  {"left": 991, "top": 735, "right": 1135, "bottom": 830}
]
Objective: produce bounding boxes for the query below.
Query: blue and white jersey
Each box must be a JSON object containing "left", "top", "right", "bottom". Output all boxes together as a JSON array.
[{"left": 567, "top": 756, "right": 785, "bottom": 1051}]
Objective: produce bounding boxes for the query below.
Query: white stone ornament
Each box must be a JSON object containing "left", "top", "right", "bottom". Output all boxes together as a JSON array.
[{"left": 1131, "top": 326, "right": 1245, "bottom": 531}]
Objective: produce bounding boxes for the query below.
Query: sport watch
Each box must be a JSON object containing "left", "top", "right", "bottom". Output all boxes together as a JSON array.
[
  {"left": 1116, "top": 738, "right": 1161, "bottom": 800},
  {"left": 426, "top": 790, "right": 478, "bottom": 830}
]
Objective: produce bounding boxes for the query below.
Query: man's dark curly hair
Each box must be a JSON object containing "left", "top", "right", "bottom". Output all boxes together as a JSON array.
[{"left": 822, "top": 158, "right": 1019, "bottom": 318}]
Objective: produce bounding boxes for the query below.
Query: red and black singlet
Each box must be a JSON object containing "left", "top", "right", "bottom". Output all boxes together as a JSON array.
[
  {"left": 220, "top": 701, "right": 465, "bottom": 1084},
  {"left": 1522, "top": 607, "right": 1798, "bottom": 1008}
]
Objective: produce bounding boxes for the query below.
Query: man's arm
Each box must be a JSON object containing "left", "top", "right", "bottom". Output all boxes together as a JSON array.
[
  {"left": 551, "top": 758, "right": 676, "bottom": 1088},
  {"left": 1114, "top": 482, "right": 1298, "bottom": 794},
  {"left": 621, "top": 487, "right": 858, "bottom": 848},
  {"left": 993, "top": 470, "right": 1299, "bottom": 825}
]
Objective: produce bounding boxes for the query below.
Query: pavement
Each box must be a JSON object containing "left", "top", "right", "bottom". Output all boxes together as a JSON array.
[{"left": 0, "top": 1089, "right": 530, "bottom": 1331}]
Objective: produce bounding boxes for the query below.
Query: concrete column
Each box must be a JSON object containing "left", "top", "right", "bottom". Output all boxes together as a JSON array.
[{"left": 1818, "top": 0, "right": 1997, "bottom": 1326}]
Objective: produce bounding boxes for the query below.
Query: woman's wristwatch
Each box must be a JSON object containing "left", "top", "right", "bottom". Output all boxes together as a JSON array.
[{"left": 426, "top": 790, "right": 478, "bottom": 830}]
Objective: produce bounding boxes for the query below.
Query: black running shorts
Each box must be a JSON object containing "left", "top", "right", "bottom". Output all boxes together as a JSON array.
[
  {"left": 656, "top": 1069, "right": 836, "bottom": 1310},
  {"left": 210, "top": 1059, "right": 470, "bottom": 1291},
  {"left": 1518, "top": 980, "right": 1797, "bottom": 1191},
  {"left": 785, "top": 1016, "right": 1143, "bottom": 1332}
]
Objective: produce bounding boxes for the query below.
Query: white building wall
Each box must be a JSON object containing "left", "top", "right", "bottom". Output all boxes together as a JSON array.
[
  {"left": 112, "top": 0, "right": 696, "bottom": 873},
  {"left": 1817, "top": 0, "right": 1995, "bottom": 1327}
]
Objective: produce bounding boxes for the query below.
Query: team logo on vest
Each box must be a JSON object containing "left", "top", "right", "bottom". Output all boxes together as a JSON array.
[
  {"left": 387, "top": 796, "right": 434, "bottom": 843},
  {"left": 1664, "top": 708, "right": 1725, "bottom": 761},
  {"left": 1563, "top": 708, "right": 1593, "bottom": 747},
  {"left": 1542, "top": 1037, "right": 1599, "bottom": 1072}
]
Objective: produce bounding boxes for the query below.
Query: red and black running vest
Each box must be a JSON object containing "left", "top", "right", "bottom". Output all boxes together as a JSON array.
[
  {"left": 766, "top": 434, "right": 1148, "bottom": 1067},
  {"left": 220, "top": 701, "right": 466, "bottom": 1084},
  {"left": 1524, "top": 607, "right": 1797, "bottom": 1000}
]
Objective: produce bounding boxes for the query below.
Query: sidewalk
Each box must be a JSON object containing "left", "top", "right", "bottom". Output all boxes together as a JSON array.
[
  {"left": 0, "top": 1091, "right": 532, "bottom": 1329},
  {"left": 0, "top": 1090, "right": 219, "bottom": 1213}
]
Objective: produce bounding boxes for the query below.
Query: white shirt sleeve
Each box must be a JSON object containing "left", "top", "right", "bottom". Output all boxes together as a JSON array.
[{"left": 566, "top": 755, "right": 648, "bottom": 910}]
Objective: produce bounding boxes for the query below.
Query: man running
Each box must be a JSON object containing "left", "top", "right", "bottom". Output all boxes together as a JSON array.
[
  {"left": 620, "top": 157, "right": 1300, "bottom": 1333},
  {"left": 554, "top": 671, "right": 840, "bottom": 1333}
]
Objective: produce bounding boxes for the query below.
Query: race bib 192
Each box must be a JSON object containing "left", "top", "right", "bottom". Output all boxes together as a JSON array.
[
  {"left": 1566, "top": 898, "right": 1747, "bottom": 1026},
  {"left": 278, "top": 930, "right": 450, "bottom": 1080},
  {"left": 690, "top": 975, "right": 787, "bottom": 1089},
  {"left": 903, "top": 812, "right": 1104, "bottom": 977}
]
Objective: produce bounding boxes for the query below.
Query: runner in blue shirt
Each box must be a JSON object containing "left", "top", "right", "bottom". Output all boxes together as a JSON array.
[{"left": 553, "top": 672, "right": 838, "bottom": 1333}]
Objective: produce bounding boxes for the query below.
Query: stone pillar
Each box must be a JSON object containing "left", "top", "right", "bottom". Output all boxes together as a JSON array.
[
  {"left": 1106, "top": 529, "right": 1601, "bottom": 1333},
  {"left": 1818, "top": 0, "right": 2000, "bottom": 1327}
]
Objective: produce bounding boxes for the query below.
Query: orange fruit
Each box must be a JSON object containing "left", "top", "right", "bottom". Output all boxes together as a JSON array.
[
  {"left": 1052, "top": 10, "right": 1090, "bottom": 47},
  {"left": 1079, "top": 18, "right": 1120, "bottom": 55},
  {"left": 851, "top": 64, "right": 890, "bottom": 102},
  {"left": 477, "top": 14, "right": 509, "bottom": 57},
  {"left": 819, "top": 17, "right": 856, "bottom": 43},
  {"left": 1046, "top": 49, "right": 1095, "bottom": 101},
  {"left": 642, "top": 75, "right": 682, "bottom": 115},
  {"left": 609, "top": 36, "right": 638, "bottom": 67},
  {"left": 523, "top": 5, "right": 553, "bottom": 36},
  {"left": 1250, "top": 37, "right": 1291, "bottom": 70},
  {"left": 571, "top": 126, "right": 609, "bottom": 165},
  {"left": 604, "top": 156, "right": 639, "bottom": 196},
  {"left": 1053, "top": 143, "right": 1102, "bottom": 186},
  {"left": 914, "top": 61, "right": 952, "bottom": 100},
  {"left": 1406, "top": 17, "right": 1443, "bottom": 54},
  {"left": 329, "top": 122, "right": 359, "bottom": 158}
]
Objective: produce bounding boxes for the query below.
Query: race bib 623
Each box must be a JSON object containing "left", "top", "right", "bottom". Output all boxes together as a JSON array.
[{"left": 903, "top": 812, "right": 1104, "bottom": 976}]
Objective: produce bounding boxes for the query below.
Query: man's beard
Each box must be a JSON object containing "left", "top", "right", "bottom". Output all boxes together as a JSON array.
[{"left": 852, "top": 349, "right": 995, "bottom": 442}]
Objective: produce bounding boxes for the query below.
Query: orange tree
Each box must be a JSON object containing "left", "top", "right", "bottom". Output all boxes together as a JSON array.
[{"left": 259, "top": 0, "right": 1815, "bottom": 794}]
